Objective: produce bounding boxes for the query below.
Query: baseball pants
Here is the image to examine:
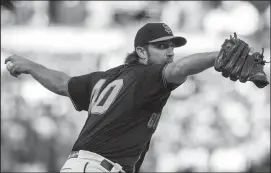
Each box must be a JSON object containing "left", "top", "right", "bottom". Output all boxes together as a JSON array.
[{"left": 60, "top": 150, "right": 125, "bottom": 173}]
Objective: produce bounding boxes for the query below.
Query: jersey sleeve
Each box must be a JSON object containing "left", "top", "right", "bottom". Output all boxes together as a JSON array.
[
  {"left": 141, "top": 63, "right": 185, "bottom": 92},
  {"left": 134, "top": 64, "right": 186, "bottom": 109},
  {"left": 162, "top": 63, "right": 187, "bottom": 91},
  {"left": 67, "top": 72, "right": 99, "bottom": 111}
]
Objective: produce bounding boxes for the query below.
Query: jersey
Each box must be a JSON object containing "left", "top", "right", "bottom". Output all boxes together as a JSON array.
[{"left": 67, "top": 63, "right": 183, "bottom": 173}]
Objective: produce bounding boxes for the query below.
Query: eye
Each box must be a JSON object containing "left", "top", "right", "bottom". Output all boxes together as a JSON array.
[
  {"left": 157, "top": 43, "right": 167, "bottom": 49},
  {"left": 153, "top": 43, "right": 175, "bottom": 49}
]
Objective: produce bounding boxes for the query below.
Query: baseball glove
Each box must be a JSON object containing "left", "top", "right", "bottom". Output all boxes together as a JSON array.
[{"left": 214, "top": 33, "right": 269, "bottom": 88}]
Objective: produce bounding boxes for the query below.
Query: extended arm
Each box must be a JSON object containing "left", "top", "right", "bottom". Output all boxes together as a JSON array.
[
  {"left": 5, "top": 54, "right": 71, "bottom": 96},
  {"left": 164, "top": 51, "right": 219, "bottom": 84},
  {"left": 29, "top": 63, "right": 71, "bottom": 96}
]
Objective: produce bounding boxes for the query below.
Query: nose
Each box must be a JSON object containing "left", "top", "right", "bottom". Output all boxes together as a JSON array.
[
  {"left": 167, "top": 45, "right": 174, "bottom": 52},
  {"left": 166, "top": 47, "right": 174, "bottom": 58}
]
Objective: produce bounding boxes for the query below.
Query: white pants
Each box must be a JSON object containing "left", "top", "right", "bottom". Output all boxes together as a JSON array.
[{"left": 60, "top": 150, "right": 125, "bottom": 173}]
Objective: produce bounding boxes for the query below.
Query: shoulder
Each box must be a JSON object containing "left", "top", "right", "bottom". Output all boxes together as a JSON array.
[
  {"left": 133, "top": 63, "right": 165, "bottom": 73},
  {"left": 129, "top": 64, "right": 167, "bottom": 83},
  {"left": 69, "top": 71, "right": 105, "bottom": 88},
  {"left": 141, "top": 64, "right": 167, "bottom": 76},
  {"left": 72, "top": 71, "right": 103, "bottom": 79}
]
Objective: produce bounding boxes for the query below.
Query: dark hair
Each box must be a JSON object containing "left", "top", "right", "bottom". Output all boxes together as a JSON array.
[
  {"left": 124, "top": 45, "right": 150, "bottom": 65},
  {"left": 124, "top": 51, "right": 140, "bottom": 64}
]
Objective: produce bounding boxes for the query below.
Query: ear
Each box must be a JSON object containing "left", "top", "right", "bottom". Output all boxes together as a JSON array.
[{"left": 135, "top": 46, "right": 148, "bottom": 64}]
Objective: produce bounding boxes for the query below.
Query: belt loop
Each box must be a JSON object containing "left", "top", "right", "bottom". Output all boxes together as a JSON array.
[
  {"left": 68, "top": 151, "right": 79, "bottom": 159},
  {"left": 114, "top": 163, "right": 123, "bottom": 170},
  {"left": 111, "top": 162, "right": 124, "bottom": 172}
]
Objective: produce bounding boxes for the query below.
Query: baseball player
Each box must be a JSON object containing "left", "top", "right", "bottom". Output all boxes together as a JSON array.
[{"left": 4, "top": 23, "right": 220, "bottom": 173}]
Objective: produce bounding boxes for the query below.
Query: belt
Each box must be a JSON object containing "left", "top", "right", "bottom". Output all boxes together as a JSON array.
[{"left": 68, "top": 151, "right": 122, "bottom": 173}]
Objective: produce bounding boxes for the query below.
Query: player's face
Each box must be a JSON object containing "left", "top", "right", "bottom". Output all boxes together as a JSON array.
[{"left": 146, "top": 40, "right": 175, "bottom": 64}]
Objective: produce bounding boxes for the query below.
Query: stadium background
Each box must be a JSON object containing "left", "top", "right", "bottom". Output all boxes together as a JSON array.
[{"left": 1, "top": 1, "right": 270, "bottom": 172}]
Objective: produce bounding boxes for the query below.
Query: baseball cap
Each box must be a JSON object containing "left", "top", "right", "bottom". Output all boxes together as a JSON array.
[{"left": 134, "top": 22, "right": 187, "bottom": 48}]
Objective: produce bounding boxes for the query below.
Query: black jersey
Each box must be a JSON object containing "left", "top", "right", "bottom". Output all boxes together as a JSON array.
[{"left": 67, "top": 63, "right": 183, "bottom": 173}]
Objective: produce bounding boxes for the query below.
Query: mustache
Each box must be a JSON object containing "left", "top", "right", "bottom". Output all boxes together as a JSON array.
[{"left": 166, "top": 55, "right": 174, "bottom": 61}]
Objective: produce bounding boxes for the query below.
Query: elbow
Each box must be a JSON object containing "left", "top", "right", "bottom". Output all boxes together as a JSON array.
[
  {"left": 165, "top": 63, "right": 188, "bottom": 84},
  {"left": 57, "top": 75, "right": 71, "bottom": 96},
  {"left": 172, "top": 62, "right": 193, "bottom": 77}
]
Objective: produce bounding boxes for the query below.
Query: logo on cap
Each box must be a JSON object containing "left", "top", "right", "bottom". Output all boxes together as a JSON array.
[{"left": 162, "top": 24, "right": 172, "bottom": 34}]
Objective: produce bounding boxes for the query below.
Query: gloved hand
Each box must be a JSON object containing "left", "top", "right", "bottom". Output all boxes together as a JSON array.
[{"left": 214, "top": 33, "right": 269, "bottom": 88}]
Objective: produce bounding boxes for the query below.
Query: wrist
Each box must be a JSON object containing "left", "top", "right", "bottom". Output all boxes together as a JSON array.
[
  {"left": 26, "top": 61, "right": 37, "bottom": 74},
  {"left": 210, "top": 51, "right": 219, "bottom": 63}
]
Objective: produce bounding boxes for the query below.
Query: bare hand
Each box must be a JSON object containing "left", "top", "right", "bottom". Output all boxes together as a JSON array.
[{"left": 4, "top": 54, "right": 34, "bottom": 78}]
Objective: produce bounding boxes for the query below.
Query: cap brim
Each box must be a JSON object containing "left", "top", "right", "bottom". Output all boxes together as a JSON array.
[{"left": 149, "top": 36, "right": 187, "bottom": 47}]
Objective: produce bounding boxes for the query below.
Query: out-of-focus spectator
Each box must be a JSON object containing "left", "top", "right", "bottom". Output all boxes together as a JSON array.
[
  {"left": 203, "top": 1, "right": 261, "bottom": 36},
  {"left": 161, "top": 1, "right": 209, "bottom": 32}
]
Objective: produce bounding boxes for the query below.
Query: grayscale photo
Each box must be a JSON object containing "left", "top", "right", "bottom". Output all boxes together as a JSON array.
[{"left": 1, "top": 1, "right": 270, "bottom": 172}]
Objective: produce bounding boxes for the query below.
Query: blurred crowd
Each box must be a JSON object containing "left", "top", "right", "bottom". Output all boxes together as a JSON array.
[{"left": 1, "top": 1, "right": 270, "bottom": 172}]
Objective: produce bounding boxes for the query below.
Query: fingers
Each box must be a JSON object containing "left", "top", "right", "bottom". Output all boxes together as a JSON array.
[
  {"left": 249, "top": 47, "right": 254, "bottom": 55},
  {"left": 9, "top": 65, "right": 21, "bottom": 78},
  {"left": 5, "top": 55, "right": 16, "bottom": 64},
  {"left": 5, "top": 57, "right": 12, "bottom": 64},
  {"left": 9, "top": 64, "right": 16, "bottom": 76},
  {"left": 2, "top": 52, "right": 15, "bottom": 64},
  {"left": 2, "top": 52, "right": 23, "bottom": 78},
  {"left": 6, "top": 61, "right": 14, "bottom": 71}
]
